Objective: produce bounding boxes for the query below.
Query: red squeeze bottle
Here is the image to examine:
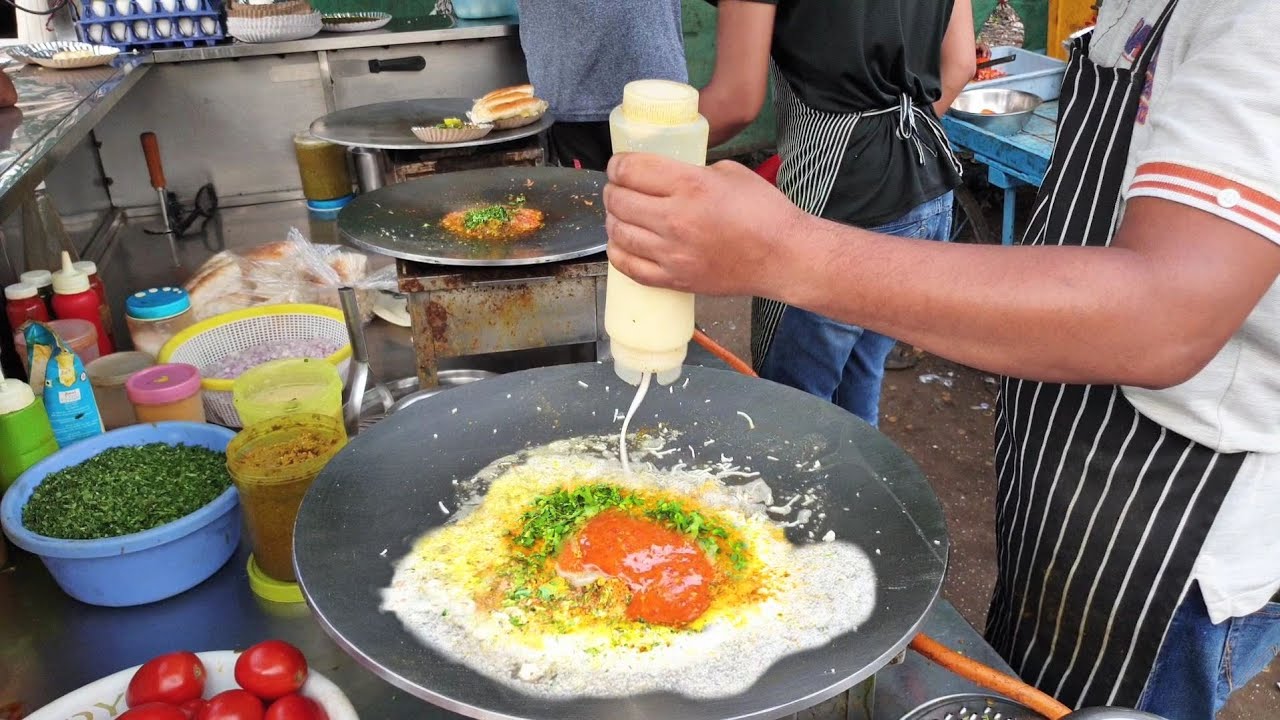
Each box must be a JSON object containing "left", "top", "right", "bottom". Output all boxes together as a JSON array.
[
  {"left": 5, "top": 281, "right": 51, "bottom": 332},
  {"left": 73, "top": 260, "right": 114, "bottom": 345},
  {"left": 51, "top": 252, "right": 114, "bottom": 356}
]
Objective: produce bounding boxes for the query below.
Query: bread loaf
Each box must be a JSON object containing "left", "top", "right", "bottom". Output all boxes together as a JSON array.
[
  {"left": 241, "top": 240, "right": 297, "bottom": 262},
  {"left": 183, "top": 240, "right": 374, "bottom": 321},
  {"left": 479, "top": 84, "right": 533, "bottom": 103},
  {"left": 469, "top": 96, "right": 549, "bottom": 125},
  {"left": 184, "top": 254, "right": 245, "bottom": 321}
]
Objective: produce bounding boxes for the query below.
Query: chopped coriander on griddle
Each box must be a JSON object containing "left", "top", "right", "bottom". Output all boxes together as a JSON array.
[
  {"left": 460, "top": 194, "right": 531, "bottom": 230},
  {"left": 511, "top": 483, "right": 639, "bottom": 553},
  {"left": 462, "top": 204, "right": 514, "bottom": 229}
]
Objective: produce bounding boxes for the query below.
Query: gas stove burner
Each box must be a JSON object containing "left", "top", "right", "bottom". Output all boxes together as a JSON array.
[{"left": 899, "top": 693, "right": 1044, "bottom": 720}]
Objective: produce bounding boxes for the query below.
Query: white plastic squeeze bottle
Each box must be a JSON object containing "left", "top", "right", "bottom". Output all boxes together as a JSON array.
[{"left": 605, "top": 79, "right": 709, "bottom": 386}]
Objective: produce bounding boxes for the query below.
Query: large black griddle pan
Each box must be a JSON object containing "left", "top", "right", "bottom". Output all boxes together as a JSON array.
[
  {"left": 338, "top": 167, "right": 606, "bottom": 267},
  {"left": 294, "top": 363, "right": 949, "bottom": 720}
]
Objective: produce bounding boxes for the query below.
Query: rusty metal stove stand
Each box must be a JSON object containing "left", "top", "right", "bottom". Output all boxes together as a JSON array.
[
  {"left": 339, "top": 167, "right": 613, "bottom": 388},
  {"left": 398, "top": 256, "right": 609, "bottom": 387}
]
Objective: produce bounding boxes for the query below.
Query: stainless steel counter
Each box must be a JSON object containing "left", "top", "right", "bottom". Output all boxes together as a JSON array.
[
  {"left": 0, "top": 529, "right": 1014, "bottom": 720},
  {"left": 0, "top": 59, "right": 149, "bottom": 221},
  {"left": 3, "top": 198, "right": 1023, "bottom": 719},
  {"left": 148, "top": 15, "right": 517, "bottom": 64}
]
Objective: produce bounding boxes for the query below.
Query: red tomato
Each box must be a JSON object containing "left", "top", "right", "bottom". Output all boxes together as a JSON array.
[
  {"left": 233, "top": 641, "right": 308, "bottom": 701},
  {"left": 197, "top": 690, "right": 264, "bottom": 720},
  {"left": 119, "top": 703, "right": 188, "bottom": 720},
  {"left": 264, "top": 695, "right": 329, "bottom": 720},
  {"left": 127, "top": 652, "right": 206, "bottom": 707},
  {"left": 179, "top": 699, "right": 208, "bottom": 719}
]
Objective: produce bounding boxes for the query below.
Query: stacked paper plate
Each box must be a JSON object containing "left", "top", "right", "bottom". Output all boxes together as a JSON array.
[
  {"left": 226, "top": 0, "right": 311, "bottom": 17},
  {"left": 320, "top": 11, "right": 392, "bottom": 33},
  {"left": 227, "top": 10, "right": 321, "bottom": 42},
  {"left": 6, "top": 42, "right": 120, "bottom": 69},
  {"left": 410, "top": 123, "right": 494, "bottom": 143}
]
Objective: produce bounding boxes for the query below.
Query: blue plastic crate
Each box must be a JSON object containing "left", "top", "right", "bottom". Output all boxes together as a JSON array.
[{"left": 78, "top": 0, "right": 225, "bottom": 51}]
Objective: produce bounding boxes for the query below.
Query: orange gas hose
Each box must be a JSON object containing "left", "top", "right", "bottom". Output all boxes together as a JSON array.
[
  {"left": 693, "top": 330, "right": 1074, "bottom": 719},
  {"left": 693, "top": 328, "right": 757, "bottom": 377},
  {"left": 910, "top": 634, "right": 1072, "bottom": 719}
]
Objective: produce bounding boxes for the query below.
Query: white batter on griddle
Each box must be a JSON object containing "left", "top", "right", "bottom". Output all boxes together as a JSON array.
[
  {"left": 618, "top": 371, "right": 651, "bottom": 474},
  {"left": 381, "top": 436, "right": 878, "bottom": 700}
]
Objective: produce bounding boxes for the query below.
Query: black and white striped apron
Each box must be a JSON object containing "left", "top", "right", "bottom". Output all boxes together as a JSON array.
[
  {"left": 750, "top": 66, "right": 962, "bottom": 366},
  {"left": 986, "top": 0, "right": 1247, "bottom": 708}
]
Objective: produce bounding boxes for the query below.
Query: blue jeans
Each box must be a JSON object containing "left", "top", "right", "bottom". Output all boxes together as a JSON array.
[
  {"left": 1137, "top": 584, "right": 1280, "bottom": 719},
  {"left": 757, "top": 192, "right": 954, "bottom": 426}
]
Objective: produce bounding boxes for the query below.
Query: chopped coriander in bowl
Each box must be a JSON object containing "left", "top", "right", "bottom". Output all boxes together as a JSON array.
[
  {"left": 22, "top": 443, "right": 230, "bottom": 540},
  {"left": 0, "top": 422, "right": 241, "bottom": 607}
]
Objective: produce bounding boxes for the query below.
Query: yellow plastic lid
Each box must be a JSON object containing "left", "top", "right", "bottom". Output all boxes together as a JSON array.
[
  {"left": 622, "top": 79, "right": 700, "bottom": 125},
  {"left": 247, "top": 554, "right": 304, "bottom": 604},
  {"left": 233, "top": 358, "right": 344, "bottom": 429}
]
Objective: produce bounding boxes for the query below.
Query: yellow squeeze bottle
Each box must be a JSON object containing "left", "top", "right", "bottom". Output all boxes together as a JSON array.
[{"left": 605, "top": 80, "right": 709, "bottom": 386}]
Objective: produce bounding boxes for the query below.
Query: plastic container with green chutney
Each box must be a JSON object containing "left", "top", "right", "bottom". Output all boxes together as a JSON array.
[
  {"left": 293, "top": 131, "right": 353, "bottom": 202},
  {"left": 226, "top": 413, "right": 345, "bottom": 583}
]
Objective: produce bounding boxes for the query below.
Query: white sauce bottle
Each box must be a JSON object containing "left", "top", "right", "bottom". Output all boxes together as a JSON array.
[{"left": 605, "top": 80, "right": 709, "bottom": 386}]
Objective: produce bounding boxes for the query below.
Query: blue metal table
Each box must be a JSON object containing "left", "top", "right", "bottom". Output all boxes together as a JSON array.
[{"left": 942, "top": 101, "right": 1058, "bottom": 245}]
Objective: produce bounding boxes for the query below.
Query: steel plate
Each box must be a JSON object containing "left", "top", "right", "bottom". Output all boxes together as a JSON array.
[
  {"left": 338, "top": 167, "right": 606, "bottom": 266},
  {"left": 295, "top": 363, "right": 950, "bottom": 720},
  {"left": 311, "top": 98, "right": 553, "bottom": 151},
  {"left": 899, "top": 694, "right": 1042, "bottom": 720}
]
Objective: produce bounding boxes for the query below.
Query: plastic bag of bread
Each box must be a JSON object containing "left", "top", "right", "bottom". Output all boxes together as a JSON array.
[{"left": 184, "top": 227, "right": 396, "bottom": 322}]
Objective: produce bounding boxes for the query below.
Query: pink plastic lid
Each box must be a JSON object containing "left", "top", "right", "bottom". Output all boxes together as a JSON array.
[{"left": 126, "top": 363, "right": 202, "bottom": 406}]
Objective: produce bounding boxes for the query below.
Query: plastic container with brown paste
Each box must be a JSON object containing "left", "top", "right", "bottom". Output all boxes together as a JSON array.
[
  {"left": 86, "top": 352, "right": 155, "bottom": 429},
  {"left": 226, "top": 414, "right": 346, "bottom": 583}
]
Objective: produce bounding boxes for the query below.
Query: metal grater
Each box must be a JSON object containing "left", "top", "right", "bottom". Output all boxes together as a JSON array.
[{"left": 899, "top": 693, "right": 1047, "bottom": 720}]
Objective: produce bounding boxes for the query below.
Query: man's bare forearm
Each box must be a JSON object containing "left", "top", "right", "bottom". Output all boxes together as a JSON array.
[
  {"left": 767, "top": 207, "right": 1250, "bottom": 389},
  {"left": 700, "top": 82, "right": 755, "bottom": 148},
  {"left": 933, "top": 0, "right": 976, "bottom": 117}
]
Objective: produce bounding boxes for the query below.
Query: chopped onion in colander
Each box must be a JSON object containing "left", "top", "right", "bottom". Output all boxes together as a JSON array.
[{"left": 206, "top": 338, "right": 345, "bottom": 380}]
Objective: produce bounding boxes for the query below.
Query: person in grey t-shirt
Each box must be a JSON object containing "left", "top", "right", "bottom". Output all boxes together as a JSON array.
[{"left": 517, "top": 0, "right": 687, "bottom": 171}]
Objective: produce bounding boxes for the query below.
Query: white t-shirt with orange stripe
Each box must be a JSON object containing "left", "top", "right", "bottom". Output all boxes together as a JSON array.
[{"left": 1091, "top": 0, "right": 1280, "bottom": 623}]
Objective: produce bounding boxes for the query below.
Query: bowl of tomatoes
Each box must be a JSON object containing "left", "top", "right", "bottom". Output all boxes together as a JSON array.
[{"left": 25, "top": 641, "right": 357, "bottom": 720}]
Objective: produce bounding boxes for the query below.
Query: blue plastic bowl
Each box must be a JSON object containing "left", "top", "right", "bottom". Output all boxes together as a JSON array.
[{"left": 0, "top": 422, "right": 241, "bottom": 607}]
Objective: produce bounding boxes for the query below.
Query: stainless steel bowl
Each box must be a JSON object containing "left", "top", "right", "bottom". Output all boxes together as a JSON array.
[
  {"left": 385, "top": 369, "right": 498, "bottom": 415},
  {"left": 354, "top": 370, "right": 498, "bottom": 429},
  {"left": 950, "top": 88, "right": 1044, "bottom": 136}
]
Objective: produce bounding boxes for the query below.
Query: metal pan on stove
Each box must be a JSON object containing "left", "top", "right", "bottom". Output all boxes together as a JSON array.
[
  {"left": 310, "top": 98, "right": 553, "bottom": 151},
  {"left": 338, "top": 167, "right": 607, "bottom": 267},
  {"left": 295, "top": 363, "right": 949, "bottom": 720}
]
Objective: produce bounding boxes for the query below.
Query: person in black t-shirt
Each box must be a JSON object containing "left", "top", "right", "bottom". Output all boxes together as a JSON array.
[{"left": 698, "top": 0, "right": 975, "bottom": 426}]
